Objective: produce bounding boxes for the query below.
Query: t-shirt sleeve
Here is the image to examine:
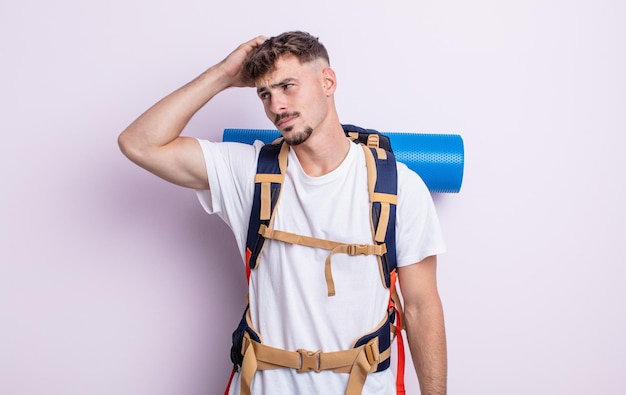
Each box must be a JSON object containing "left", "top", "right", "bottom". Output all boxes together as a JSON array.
[
  {"left": 194, "top": 138, "right": 264, "bottom": 254},
  {"left": 395, "top": 162, "right": 447, "bottom": 267}
]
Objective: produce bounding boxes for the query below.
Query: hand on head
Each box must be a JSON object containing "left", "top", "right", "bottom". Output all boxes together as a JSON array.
[{"left": 218, "top": 35, "right": 267, "bottom": 88}]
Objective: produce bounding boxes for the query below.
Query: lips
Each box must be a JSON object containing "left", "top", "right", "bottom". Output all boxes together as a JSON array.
[
  {"left": 277, "top": 117, "right": 295, "bottom": 128},
  {"left": 275, "top": 113, "right": 299, "bottom": 128}
]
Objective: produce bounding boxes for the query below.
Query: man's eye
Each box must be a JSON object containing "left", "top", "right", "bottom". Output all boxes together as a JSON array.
[
  {"left": 283, "top": 83, "right": 294, "bottom": 90},
  {"left": 260, "top": 92, "right": 270, "bottom": 100}
]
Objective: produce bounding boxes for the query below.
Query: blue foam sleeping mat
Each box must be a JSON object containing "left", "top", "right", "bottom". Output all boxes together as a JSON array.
[{"left": 222, "top": 128, "right": 464, "bottom": 193}]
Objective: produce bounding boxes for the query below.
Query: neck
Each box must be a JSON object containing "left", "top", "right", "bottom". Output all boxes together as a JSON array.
[{"left": 291, "top": 120, "right": 350, "bottom": 177}]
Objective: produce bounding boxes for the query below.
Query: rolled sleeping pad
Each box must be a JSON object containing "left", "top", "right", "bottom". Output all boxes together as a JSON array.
[{"left": 222, "top": 128, "right": 464, "bottom": 193}]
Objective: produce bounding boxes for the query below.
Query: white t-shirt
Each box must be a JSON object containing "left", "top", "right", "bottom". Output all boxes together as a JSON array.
[{"left": 196, "top": 138, "right": 446, "bottom": 395}]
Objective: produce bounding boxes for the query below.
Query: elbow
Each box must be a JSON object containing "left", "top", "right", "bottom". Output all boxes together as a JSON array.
[
  {"left": 117, "top": 129, "right": 144, "bottom": 163},
  {"left": 117, "top": 131, "right": 130, "bottom": 157}
]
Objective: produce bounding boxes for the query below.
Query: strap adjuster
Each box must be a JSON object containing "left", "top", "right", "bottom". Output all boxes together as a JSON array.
[
  {"left": 364, "top": 339, "right": 380, "bottom": 365},
  {"left": 297, "top": 349, "right": 322, "bottom": 373},
  {"left": 347, "top": 244, "right": 369, "bottom": 256}
]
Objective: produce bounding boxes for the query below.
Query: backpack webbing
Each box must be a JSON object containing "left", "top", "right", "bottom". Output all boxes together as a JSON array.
[{"left": 244, "top": 124, "right": 397, "bottom": 288}]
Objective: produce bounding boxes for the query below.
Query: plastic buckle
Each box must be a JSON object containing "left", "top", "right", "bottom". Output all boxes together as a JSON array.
[
  {"left": 297, "top": 349, "right": 321, "bottom": 373},
  {"left": 367, "top": 134, "right": 380, "bottom": 148},
  {"left": 365, "top": 339, "right": 380, "bottom": 365},
  {"left": 347, "top": 244, "right": 369, "bottom": 256}
]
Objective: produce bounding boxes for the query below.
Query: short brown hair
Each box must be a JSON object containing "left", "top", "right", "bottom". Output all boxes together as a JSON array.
[{"left": 243, "top": 31, "right": 330, "bottom": 80}]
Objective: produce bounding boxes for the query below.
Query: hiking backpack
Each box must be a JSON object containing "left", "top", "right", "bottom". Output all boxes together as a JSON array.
[{"left": 227, "top": 124, "right": 407, "bottom": 395}]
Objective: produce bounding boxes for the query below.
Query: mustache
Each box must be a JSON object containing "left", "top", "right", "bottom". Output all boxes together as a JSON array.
[{"left": 274, "top": 112, "right": 300, "bottom": 126}]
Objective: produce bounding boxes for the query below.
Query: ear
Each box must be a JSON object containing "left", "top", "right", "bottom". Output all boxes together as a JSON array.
[{"left": 321, "top": 67, "right": 337, "bottom": 96}]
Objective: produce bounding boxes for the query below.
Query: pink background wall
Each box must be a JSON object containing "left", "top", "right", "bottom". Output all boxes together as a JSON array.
[{"left": 2, "top": 0, "right": 625, "bottom": 393}]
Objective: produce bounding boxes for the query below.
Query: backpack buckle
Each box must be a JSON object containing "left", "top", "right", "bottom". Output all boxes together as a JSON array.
[
  {"left": 365, "top": 338, "right": 380, "bottom": 365},
  {"left": 367, "top": 134, "right": 380, "bottom": 148},
  {"left": 297, "top": 349, "right": 322, "bottom": 373},
  {"left": 347, "top": 244, "right": 372, "bottom": 256}
]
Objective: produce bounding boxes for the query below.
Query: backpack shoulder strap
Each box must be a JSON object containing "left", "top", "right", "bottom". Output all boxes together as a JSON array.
[
  {"left": 343, "top": 124, "right": 398, "bottom": 286},
  {"left": 244, "top": 139, "right": 289, "bottom": 279},
  {"left": 360, "top": 140, "right": 398, "bottom": 288},
  {"left": 244, "top": 125, "right": 398, "bottom": 287},
  {"left": 342, "top": 123, "right": 393, "bottom": 152},
  {"left": 347, "top": 124, "right": 404, "bottom": 394}
]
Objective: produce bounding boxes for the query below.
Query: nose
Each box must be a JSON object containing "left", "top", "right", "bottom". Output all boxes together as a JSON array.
[{"left": 269, "top": 94, "right": 287, "bottom": 115}]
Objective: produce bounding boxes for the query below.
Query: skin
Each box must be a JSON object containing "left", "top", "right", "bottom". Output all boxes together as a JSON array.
[
  {"left": 399, "top": 256, "right": 448, "bottom": 394},
  {"left": 118, "top": 35, "right": 447, "bottom": 394},
  {"left": 118, "top": 36, "right": 268, "bottom": 189},
  {"left": 253, "top": 54, "right": 350, "bottom": 176}
]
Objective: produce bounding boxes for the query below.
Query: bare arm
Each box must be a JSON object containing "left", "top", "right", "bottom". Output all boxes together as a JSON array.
[
  {"left": 398, "top": 255, "right": 447, "bottom": 395},
  {"left": 117, "top": 36, "right": 267, "bottom": 189}
]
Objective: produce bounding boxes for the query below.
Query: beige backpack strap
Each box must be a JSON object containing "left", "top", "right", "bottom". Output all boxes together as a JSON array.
[
  {"left": 258, "top": 225, "right": 386, "bottom": 296},
  {"left": 254, "top": 142, "right": 289, "bottom": 221},
  {"left": 361, "top": 145, "right": 398, "bottom": 288},
  {"left": 238, "top": 312, "right": 393, "bottom": 395}
]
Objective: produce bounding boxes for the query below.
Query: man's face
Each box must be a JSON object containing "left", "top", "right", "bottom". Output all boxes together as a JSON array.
[{"left": 255, "top": 55, "right": 329, "bottom": 146}]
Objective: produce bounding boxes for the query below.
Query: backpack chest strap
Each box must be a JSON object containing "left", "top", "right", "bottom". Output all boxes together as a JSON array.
[{"left": 259, "top": 224, "right": 386, "bottom": 296}]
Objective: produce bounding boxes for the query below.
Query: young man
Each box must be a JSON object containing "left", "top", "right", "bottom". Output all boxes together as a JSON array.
[{"left": 118, "top": 31, "right": 447, "bottom": 395}]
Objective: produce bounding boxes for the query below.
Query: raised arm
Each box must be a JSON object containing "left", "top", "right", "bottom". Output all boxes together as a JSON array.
[
  {"left": 398, "top": 255, "right": 448, "bottom": 395},
  {"left": 117, "top": 36, "right": 267, "bottom": 189}
]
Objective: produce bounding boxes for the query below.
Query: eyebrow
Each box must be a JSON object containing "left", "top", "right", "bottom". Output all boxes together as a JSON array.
[{"left": 257, "top": 78, "right": 297, "bottom": 94}]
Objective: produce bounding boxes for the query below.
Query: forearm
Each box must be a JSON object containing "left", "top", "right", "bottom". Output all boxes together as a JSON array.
[
  {"left": 404, "top": 300, "right": 447, "bottom": 395},
  {"left": 117, "top": 36, "right": 266, "bottom": 188},
  {"left": 118, "top": 64, "right": 231, "bottom": 158}
]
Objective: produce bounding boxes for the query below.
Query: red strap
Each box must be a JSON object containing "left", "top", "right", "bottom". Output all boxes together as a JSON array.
[
  {"left": 395, "top": 304, "right": 406, "bottom": 395},
  {"left": 224, "top": 367, "right": 236, "bottom": 395},
  {"left": 245, "top": 248, "right": 252, "bottom": 284},
  {"left": 388, "top": 270, "right": 406, "bottom": 395}
]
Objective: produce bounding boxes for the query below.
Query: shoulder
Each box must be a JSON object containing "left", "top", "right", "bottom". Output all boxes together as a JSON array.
[
  {"left": 395, "top": 160, "right": 438, "bottom": 221},
  {"left": 396, "top": 160, "right": 429, "bottom": 195}
]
